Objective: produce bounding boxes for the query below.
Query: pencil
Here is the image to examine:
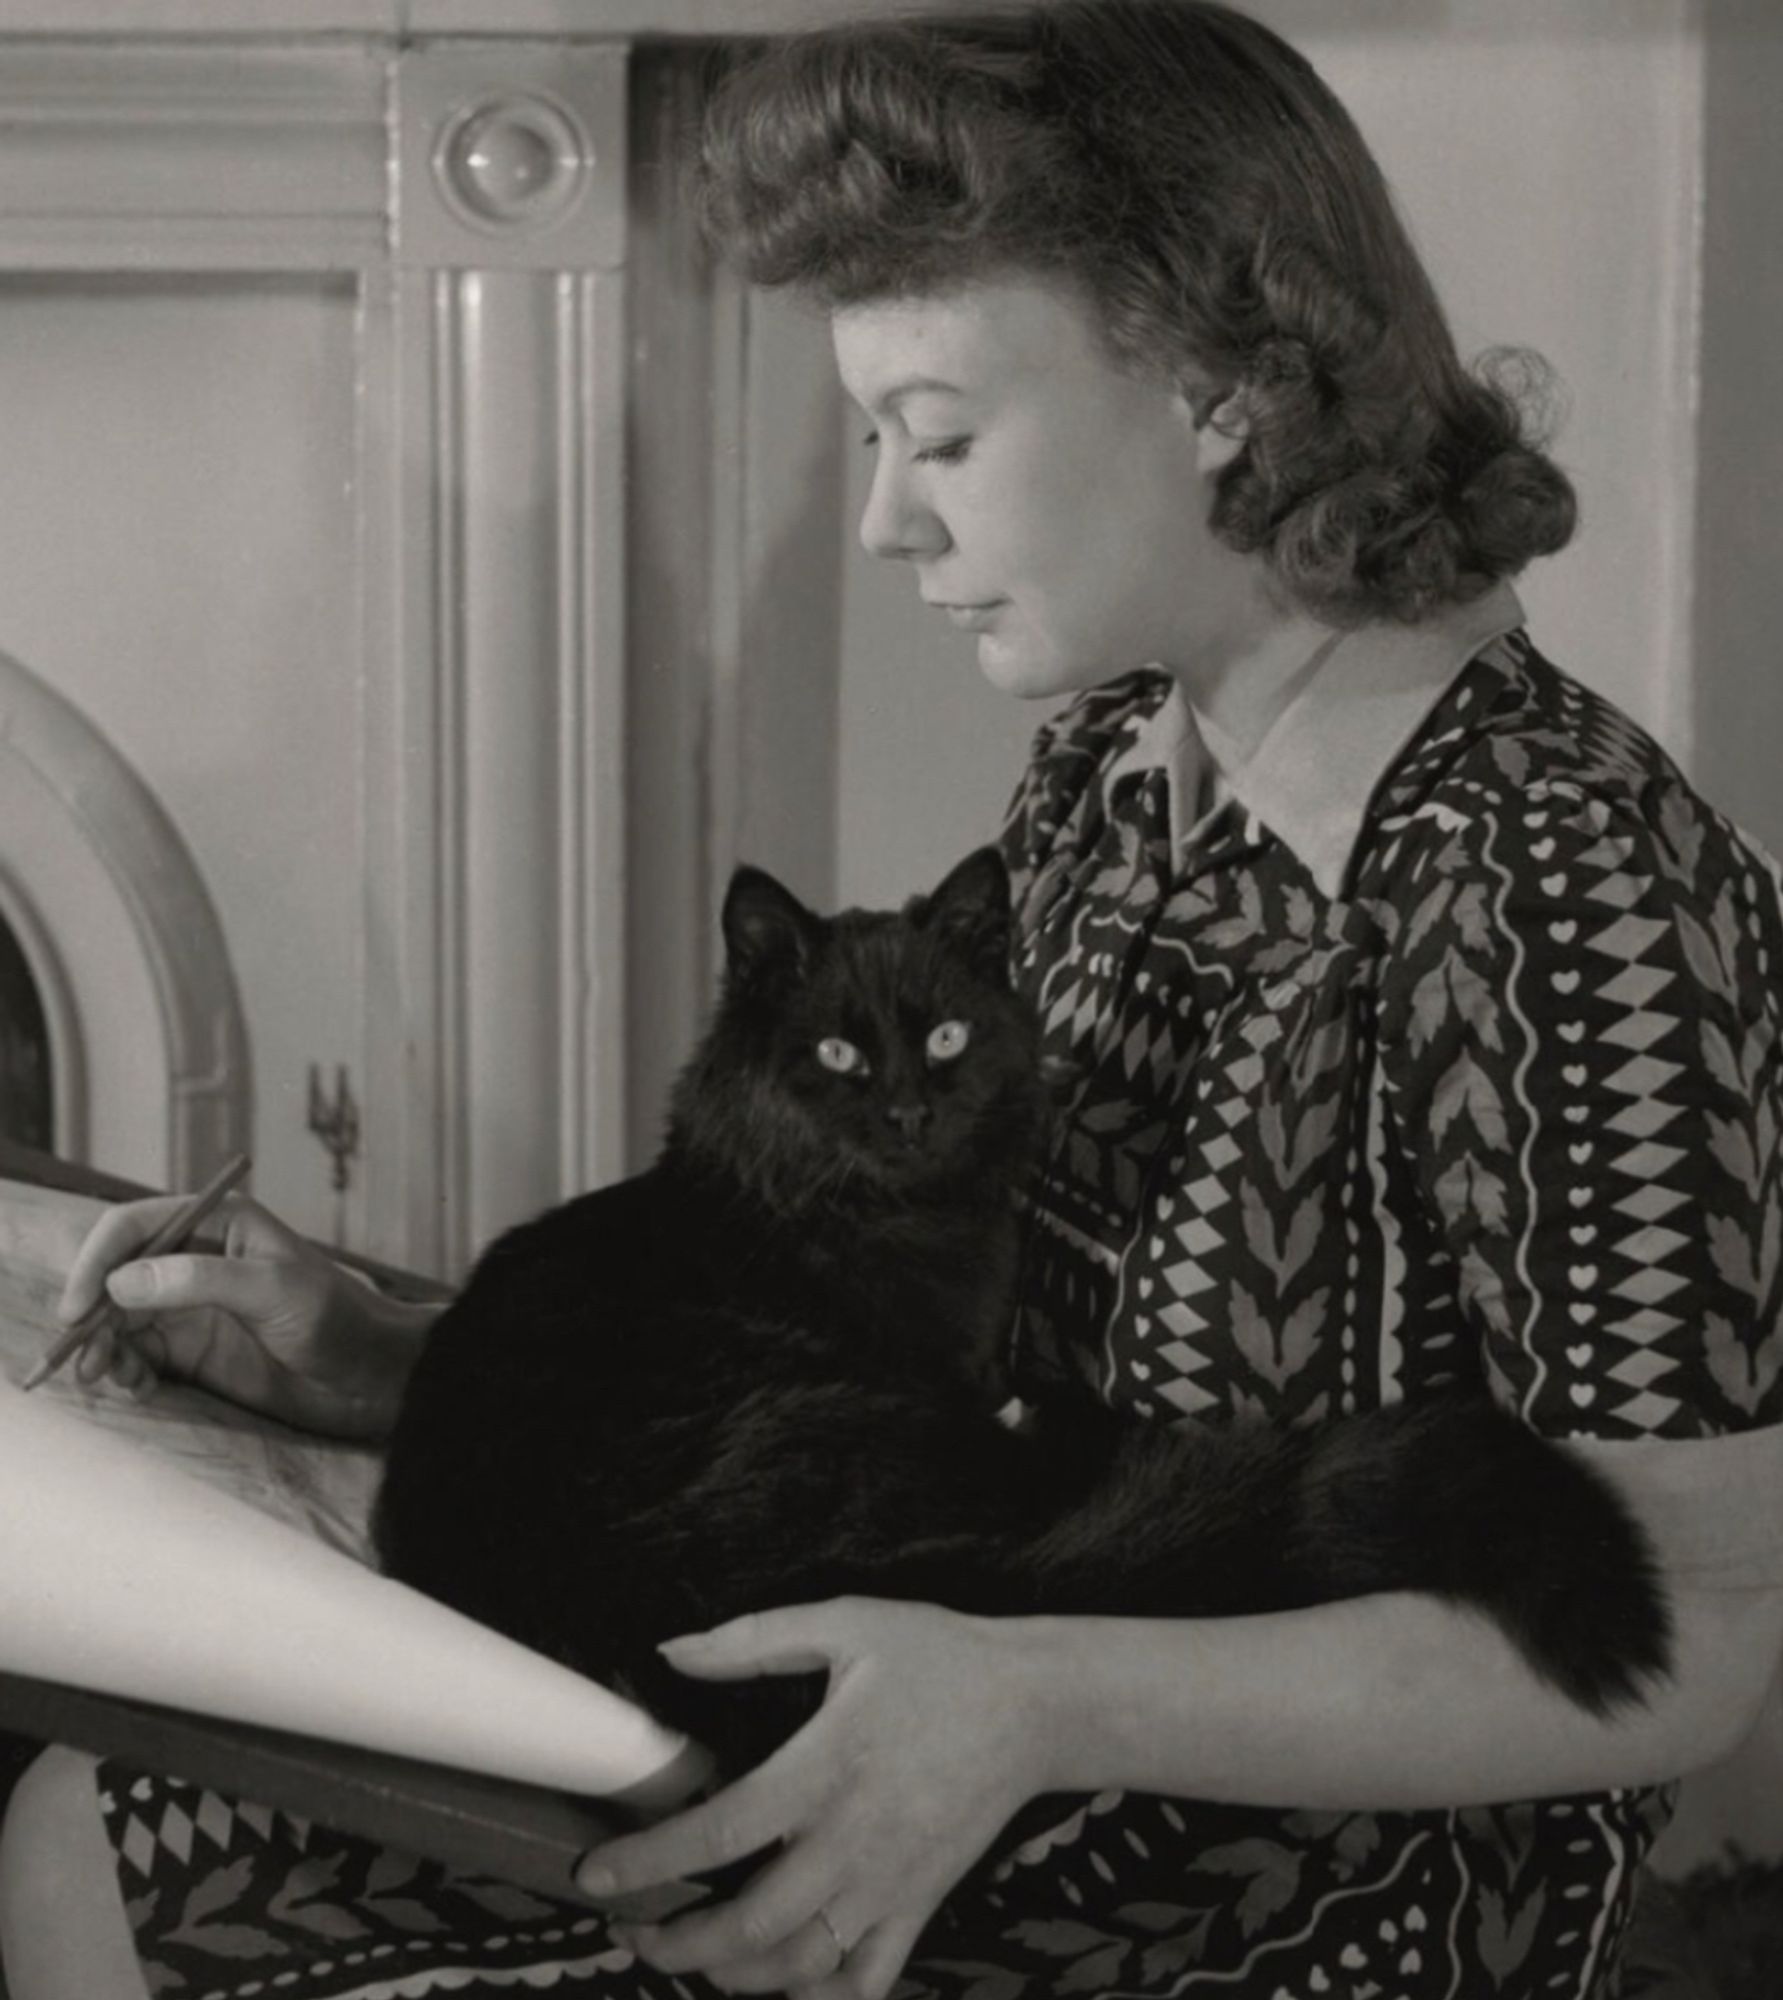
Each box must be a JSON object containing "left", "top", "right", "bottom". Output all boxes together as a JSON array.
[{"left": 22, "top": 1153, "right": 253, "bottom": 1393}]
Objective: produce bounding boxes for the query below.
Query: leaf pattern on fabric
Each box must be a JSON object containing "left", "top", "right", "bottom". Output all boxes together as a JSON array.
[
  {"left": 267, "top": 1852, "right": 369, "bottom": 1941},
  {"left": 359, "top": 1892, "right": 449, "bottom": 1933},
  {"left": 175, "top": 1856, "right": 254, "bottom": 1929},
  {"left": 1006, "top": 1919, "right": 1125, "bottom": 1958},
  {"left": 1429, "top": 1048, "right": 1508, "bottom": 1149},
  {"left": 1433, "top": 1155, "right": 1509, "bottom": 1235},
  {"left": 1675, "top": 904, "right": 1738, "bottom": 1008},
  {"left": 909, "top": 1964, "right": 1027, "bottom": 2000},
  {"left": 453, "top": 1877, "right": 566, "bottom": 1922},
  {"left": 1230, "top": 1284, "right": 1325, "bottom": 1392},
  {"left": 1475, "top": 1884, "right": 1547, "bottom": 1985},
  {"left": 1136, "top": 1919, "right": 1217, "bottom": 1983},
  {"left": 1195, "top": 1838, "right": 1304, "bottom": 1937},
  {"left": 1706, "top": 1312, "right": 1783, "bottom": 1416}
]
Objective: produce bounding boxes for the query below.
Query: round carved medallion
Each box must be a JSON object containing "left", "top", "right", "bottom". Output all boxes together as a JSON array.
[{"left": 432, "top": 93, "right": 591, "bottom": 234}]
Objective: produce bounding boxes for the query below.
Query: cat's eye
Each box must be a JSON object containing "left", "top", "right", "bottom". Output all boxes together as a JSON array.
[
  {"left": 926, "top": 1020, "right": 971, "bottom": 1064},
  {"left": 817, "top": 1037, "right": 868, "bottom": 1076}
]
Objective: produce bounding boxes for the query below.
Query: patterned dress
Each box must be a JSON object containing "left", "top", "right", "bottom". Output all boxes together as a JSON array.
[{"left": 98, "top": 586, "right": 1783, "bottom": 1998}]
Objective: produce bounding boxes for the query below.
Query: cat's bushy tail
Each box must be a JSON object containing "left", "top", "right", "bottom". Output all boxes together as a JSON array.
[{"left": 1008, "top": 1397, "right": 1672, "bottom": 1718}]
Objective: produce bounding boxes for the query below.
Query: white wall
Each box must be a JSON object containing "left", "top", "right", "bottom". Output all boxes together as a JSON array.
[
  {"left": 1690, "top": 0, "right": 1783, "bottom": 856},
  {"left": 836, "top": 0, "right": 1709, "bottom": 908}
]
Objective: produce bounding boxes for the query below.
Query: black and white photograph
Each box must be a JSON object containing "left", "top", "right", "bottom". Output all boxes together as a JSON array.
[{"left": 0, "top": 3, "right": 1778, "bottom": 1996}]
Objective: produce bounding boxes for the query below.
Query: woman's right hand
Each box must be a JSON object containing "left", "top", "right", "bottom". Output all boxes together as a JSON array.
[{"left": 54, "top": 1195, "right": 435, "bottom": 1439}]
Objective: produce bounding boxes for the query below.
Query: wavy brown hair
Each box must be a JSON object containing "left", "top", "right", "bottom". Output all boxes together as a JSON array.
[{"left": 697, "top": 0, "right": 1575, "bottom": 626}]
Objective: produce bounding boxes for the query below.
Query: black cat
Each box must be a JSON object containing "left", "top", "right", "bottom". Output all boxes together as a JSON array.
[{"left": 374, "top": 848, "right": 1670, "bottom": 1778}]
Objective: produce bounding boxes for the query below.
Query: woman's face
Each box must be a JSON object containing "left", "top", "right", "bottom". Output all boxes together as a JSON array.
[{"left": 831, "top": 274, "right": 1251, "bottom": 700}]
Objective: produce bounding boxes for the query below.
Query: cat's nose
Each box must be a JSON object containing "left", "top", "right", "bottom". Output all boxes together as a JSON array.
[{"left": 886, "top": 1103, "right": 931, "bottom": 1144}]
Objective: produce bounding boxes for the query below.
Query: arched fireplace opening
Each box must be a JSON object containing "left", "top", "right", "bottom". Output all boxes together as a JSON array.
[
  {"left": 0, "top": 911, "right": 51, "bottom": 1151},
  {"left": 0, "top": 648, "right": 250, "bottom": 1188}
]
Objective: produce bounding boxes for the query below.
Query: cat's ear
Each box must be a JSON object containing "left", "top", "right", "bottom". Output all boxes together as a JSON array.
[
  {"left": 722, "top": 865, "right": 821, "bottom": 984},
  {"left": 918, "top": 847, "right": 1012, "bottom": 980}
]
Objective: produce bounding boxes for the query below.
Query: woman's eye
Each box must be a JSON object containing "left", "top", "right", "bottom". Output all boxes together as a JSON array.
[
  {"left": 926, "top": 1020, "right": 971, "bottom": 1063},
  {"left": 913, "top": 437, "right": 971, "bottom": 467},
  {"left": 817, "top": 1037, "right": 867, "bottom": 1076}
]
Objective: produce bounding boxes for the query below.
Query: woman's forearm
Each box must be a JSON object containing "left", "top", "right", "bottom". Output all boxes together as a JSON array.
[{"left": 1010, "top": 1579, "right": 1782, "bottom": 1813}]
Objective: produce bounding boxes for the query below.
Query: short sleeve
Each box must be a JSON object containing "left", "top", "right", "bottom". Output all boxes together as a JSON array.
[{"left": 1376, "top": 774, "right": 1783, "bottom": 1440}]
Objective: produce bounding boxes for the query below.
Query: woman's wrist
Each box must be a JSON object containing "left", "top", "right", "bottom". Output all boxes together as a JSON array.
[
  {"left": 969, "top": 1612, "right": 1109, "bottom": 1805},
  {"left": 1003, "top": 1614, "right": 1129, "bottom": 1799},
  {"left": 297, "top": 1285, "right": 440, "bottom": 1440}
]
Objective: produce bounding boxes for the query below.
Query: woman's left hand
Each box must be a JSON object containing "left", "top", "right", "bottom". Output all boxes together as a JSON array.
[{"left": 576, "top": 1597, "right": 1052, "bottom": 1999}]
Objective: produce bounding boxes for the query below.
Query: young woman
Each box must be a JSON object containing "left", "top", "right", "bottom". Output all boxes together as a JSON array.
[{"left": 8, "top": 6, "right": 1783, "bottom": 1997}]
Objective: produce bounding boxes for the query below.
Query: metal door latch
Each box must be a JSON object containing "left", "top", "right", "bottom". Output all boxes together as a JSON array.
[{"left": 307, "top": 1062, "right": 361, "bottom": 1195}]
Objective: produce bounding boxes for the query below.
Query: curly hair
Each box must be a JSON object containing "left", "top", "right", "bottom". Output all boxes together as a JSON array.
[{"left": 697, "top": 0, "right": 1576, "bottom": 626}]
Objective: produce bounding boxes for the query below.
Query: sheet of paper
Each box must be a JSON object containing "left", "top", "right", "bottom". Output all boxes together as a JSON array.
[
  {"left": 0, "top": 1179, "right": 693, "bottom": 1802},
  {"left": 0, "top": 1179, "right": 381, "bottom": 1557}
]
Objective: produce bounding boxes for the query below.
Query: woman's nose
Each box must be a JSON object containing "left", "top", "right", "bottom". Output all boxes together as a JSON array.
[{"left": 858, "top": 455, "right": 950, "bottom": 563}]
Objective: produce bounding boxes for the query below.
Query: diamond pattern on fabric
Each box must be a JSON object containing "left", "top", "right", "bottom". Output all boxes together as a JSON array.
[{"left": 992, "top": 624, "right": 1783, "bottom": 1993}]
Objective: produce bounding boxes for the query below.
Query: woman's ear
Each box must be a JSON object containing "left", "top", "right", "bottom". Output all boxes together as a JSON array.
[{"left": 1183, "top": 380, "right": 1250, "bottom": 476}]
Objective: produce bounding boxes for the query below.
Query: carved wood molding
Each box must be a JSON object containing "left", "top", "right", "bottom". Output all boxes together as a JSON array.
[
  {"left": 0, "top": 45, "right": 387, "bottom": 270},
  {"left": 385, "top": 44, "right": 629, "bottom": 1271},
  {"left": 0, "top": 0, "right": 934, "bottom": 34},
  {"left": 417, "top": 265, "right": 628, "bottom": 1266}
]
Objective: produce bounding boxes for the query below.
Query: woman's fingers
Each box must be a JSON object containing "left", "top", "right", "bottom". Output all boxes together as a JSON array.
[
  {"left": 659, "top": 1605, "right": 847, "bottom": 1681},
  {"left": 623, "top": 1907, "right": 846, "bottom": 1994},
  {"left": 110, "top": 1337, "right": 159, "bottom": 1398},
  {"left": 582, "top": 1739, "right": 825, "bottom": 1896},
  {"left": 612, "top": 1825, "right": 850, "bottom": 1985},
  {"left": 791, "top": 1914, "right": 927, "bottom": 2000},
  {"left": 71, "top": 1319, "right": 119, "bottom": 1384},
  {"left": 51, "top": 1237, "right": 309, "bottom": 1402},
  {"left": 56, "top": 1196, "right": 193, "bottom": 1325},
  {"left": 102, "top": 1248, "right": 281, "bottom": 1325}
]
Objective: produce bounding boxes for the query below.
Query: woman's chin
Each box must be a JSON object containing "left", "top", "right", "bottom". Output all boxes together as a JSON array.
[
  {"left": 973, "top": 631, "right": 1115, "bottom": 703},
  {"left": 975, "top": 640, "right": 1071, "bottom": 704}
]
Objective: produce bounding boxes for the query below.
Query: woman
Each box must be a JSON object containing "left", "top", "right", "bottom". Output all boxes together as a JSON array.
[{"left": 7, "top": 5, "right": 1783, "bottom": 1997}]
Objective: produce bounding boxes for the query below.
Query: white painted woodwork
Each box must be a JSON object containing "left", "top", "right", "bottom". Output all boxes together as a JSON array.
[
  {"left": 0, "top": 27, "right": 845, "bottom": 1274},
  {"left": 0, "top": 45, "right": 387, "bottom": 271},
  {"left": 0, "top": 653, "right": 250, "bottom": 1187},
  {"left": 0, "top": 37, "right": 657, "bottom": 1273},
  {"left": 0, "top": 0, "right": 981, "bottom": 31},
  {"left": 423, "top": 265, "right": 629, "bottom": 1263}
]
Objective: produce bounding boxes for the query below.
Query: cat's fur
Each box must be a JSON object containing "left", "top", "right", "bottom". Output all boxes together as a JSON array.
[{"left": 374, "top": 848, "right": 1671, "bottom": 1776}]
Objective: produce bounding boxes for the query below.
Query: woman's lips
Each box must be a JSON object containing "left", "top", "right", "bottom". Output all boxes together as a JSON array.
[{"left": 935, "top": 600, "right": 1004, "bottom": 630}]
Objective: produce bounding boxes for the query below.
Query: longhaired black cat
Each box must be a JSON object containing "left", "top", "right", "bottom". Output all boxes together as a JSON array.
[{"left": 374, "top": 848, "right": 1670, "bottom": 1775}]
